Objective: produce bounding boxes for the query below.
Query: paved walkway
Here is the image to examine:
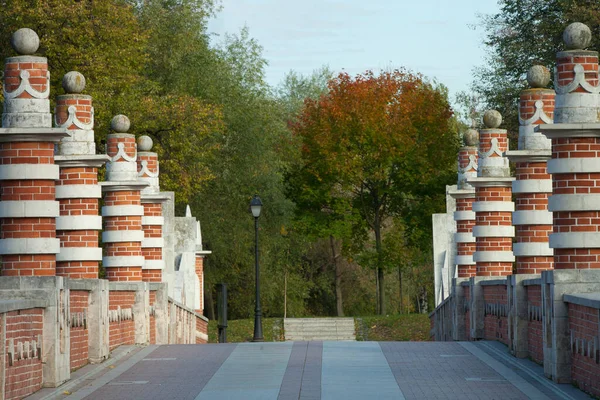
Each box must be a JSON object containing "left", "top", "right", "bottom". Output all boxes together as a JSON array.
[{"left": 28, "top": 341, "right": 592, "bottom": 400}]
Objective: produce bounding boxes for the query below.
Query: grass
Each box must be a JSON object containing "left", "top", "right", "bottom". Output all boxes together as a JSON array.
[{"left": 208, "top": 314, "right": 430, "bottom": 343}]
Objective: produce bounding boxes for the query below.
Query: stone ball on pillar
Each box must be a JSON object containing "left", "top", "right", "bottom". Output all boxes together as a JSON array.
[
  {"left": 526, "top": 65, "right": 550, "bottom": 88},
  {"left": 464, "top": 128, "right": 479, "bottom": 146},
  {"left": 62, "top": 71, "right": 86, "bottom": 94},
  {"left": 137, "top": 135, "right": 153, "bottom": 152},
  {"left": 111, "top": 115, "right": 131, "bottom": 133},
  {"left": 483, "top": 110, "right": 502, "bottom": 129},
  {"left": 563, "top": 22, "right": 591, "bottom": 50},
  {"left": 11, "top": 28, "right": 39, "bottom": 55}
]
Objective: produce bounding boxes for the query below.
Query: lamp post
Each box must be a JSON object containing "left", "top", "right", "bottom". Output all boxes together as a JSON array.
[{"left": 250, "top": 195, "right": 264, "bottom": 342}]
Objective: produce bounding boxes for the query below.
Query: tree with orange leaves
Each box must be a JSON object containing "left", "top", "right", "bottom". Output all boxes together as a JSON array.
[{"left": 291, "top": 70, "right": 458, "bottom": 315}]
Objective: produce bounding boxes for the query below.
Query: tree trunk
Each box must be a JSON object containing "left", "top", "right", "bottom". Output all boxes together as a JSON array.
[
  {"left": 374, "top": 215, "right": 385, "bottom": 315},
  {"left": 330, "top": 235, "right": 344, "bottom": 317},
  {"left": 398, "top": 267, "right": 403, "bottom": 314}
]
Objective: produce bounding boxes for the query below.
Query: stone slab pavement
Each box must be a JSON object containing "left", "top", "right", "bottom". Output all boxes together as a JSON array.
[{"left": 28, "top": 341, "right": 593, "bottom": 400}]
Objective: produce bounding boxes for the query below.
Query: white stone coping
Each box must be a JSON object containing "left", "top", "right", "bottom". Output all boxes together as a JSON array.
[
  {"left": 472, "top": 225, "right": 515, "bottom": 238},
  {"left": 100, "top": 181, "right": 149, "bottom": 192},
  {"left": 57, "top": 247, "right": 102, "bottom": 261},
  {"left": 537, "top": 123, "right": 600, "bottom": 138},
  {"left": 102, "top": 230, "right": 144, "bottom": 243},
  {"left": 455, "top": 255, "right": 475, "bottom": 265},
  {"left": 513, "top": 242, "right": 553, "bottom": 257},
  {"left": 468, "top": 177, "right": 514, "bottom": 188},
  {"left": 479, "top": 279, "right": 508, "bottom": 286},
  {"left": 512, "top": 179, "right": 552, "bottom": 194},
  {"left": 504, "top": 149, "right": 551, "bottom": 163},
  {"left": 454, "top": 211, "right": 475, "bottom": 221},
  {"left": 54, "top": 154, "right": 110, "bottom": 168},
  {"left": 473, "top": 251, "right": 515, "bottom": 262},
  {"left": 0, "top": 238, "right": 60, "bottom": 254},
  {"left": 472, "top": 201, "right": 515, "bottom": 212},
  {"left": 141, "top": 237, "right": 164, "bottom": 248},
  {"left": 548, "top": 194, "right": 600, "bottom": 212},
  {"left": 0, "top": 164, "right": 59, "bottom": 180},
  {"left": 56, "top": 184, "right": 102, "bottom": 199},
  {"left": 454, "top": 232, "right": 475, "bottom": 243},
  {"left": 143, "top": 259, "right": 165, "bottom": 270},
  {"left": 56, "top": 215, "right": 102, "bottom": 231},
  {"left": 512, "top": 210, "right": 553, "bottom": 226},
  {"left": 102, "top": 256, "right": 145, "bottom": 267},
  {"left": 547, "top": 158, "right": 600, "bottom": 174},
  {"left": 0, "top": 200, "right": 59, "bottom": 218},
  {"left": 140, "top": 193, "right": 171, "bottom": 203},
  {"left": 141, "top": 216, "right": 164, "bottom": 226},
  {"left": 0, "top": 127, "right": 69, "bottom": 143},
  {"left": 0, "top": 299, "right": 49, "bottom": 314},
  {"left": 446, "top": 188, "right": 475, "bottom": 199},
  {"left": 549, "top": 232, "right": 600, "bottom": 248},
  {"left": 102, "top": 205, "right": 144, "bottom": 217},
  {"left": 563, "top": 293, "right": 600, "bottom": 310}
]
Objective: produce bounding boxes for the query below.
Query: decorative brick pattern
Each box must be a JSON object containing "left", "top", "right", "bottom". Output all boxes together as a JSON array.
[
  {"left": 69, "top": 290, "right": 89, "bottom": 370},
  {"left": 568, "top": 303, "right": 600, "bottom": 397},
  {"left": 109, "top": 291, "right": 135, "bottom": 350},
  {"left": 464, "top": 289, "right": 471, "bottom": 341},
  {"left": 527, "top": 285, "right": 544, "bottom": 364},
  {"left": 483, "top": 285, "right": 508, "bottom": 345}
]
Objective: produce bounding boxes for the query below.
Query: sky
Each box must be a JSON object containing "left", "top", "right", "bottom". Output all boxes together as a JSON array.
[{"left": 207, "top": 0, "right": 500, "bottom": 103}]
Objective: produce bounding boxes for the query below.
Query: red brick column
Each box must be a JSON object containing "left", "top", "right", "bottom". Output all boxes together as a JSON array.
[
  {"left": 100, "top": 115, "right": 148, "bottom": 281},
  {"left": 506, "top": 66, "right": 555, "bottom": 274},
  {"left": 195, "top": 219, "right": 211, "bottom": 315},
  {"left": 136, "top": 135, "right": 168, "bottom": 282},
  {"left": 470, "top": 111, "right": 515, "bottom": 277},
  {"left": 452, "top": 130, "right": 478, "bottom": 278},
  {"left": 539, "top": 24, "right": 600, "bottom": 270},
  {"left": 54, "top": 71, "right": 109, "bottom": 278},
  {"left": 0, "top": 29, "right": 68, "bottom": 276}
]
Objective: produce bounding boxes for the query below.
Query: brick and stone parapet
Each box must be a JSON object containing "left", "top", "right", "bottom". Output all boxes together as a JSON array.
[
  {"left": 506, "top": 66, "right": 555, "bottom": 274},
  {"left": 539, "top": 23, "right": 600, "bottom": 270},
  {"left": 136, "top": 135, "right": 169, "bottom": 282},
  {"left": 468, "top": 111, "right": 515, "bottom": 277},
  {"left": 0, "top": 29, "right": 69, "bottom": 276},
  {"left": 195, "top": 219, "right": 211, "bottom": 314},
  {"left": 449, "top": 129, "right": 478, "bottom": 277},
  {"left": 53, "top": 72, "right": 110, "bottom": 279},
  {"left": 101, "top": 115, "right": 148, "bottom": 282}
]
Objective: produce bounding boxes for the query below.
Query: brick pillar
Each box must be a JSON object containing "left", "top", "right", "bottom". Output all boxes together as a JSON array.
[
  {"left": 539, "top": 23, "right": 600, "bottom": 270},
  {"left": 0, "top": 29, "right": 68, "bottom": 276},
  {"left": 450, "top": 129, "right": 478, "bottom": 278},
  {"left": 195, "top": 220, "right": 211, "bottom": 314},
  {"left": 136, "top": 135, "right": 169, "bottom": 282},
  {"left": 469, "top": 111, "right": 515, "bottom": 277},
  {"left": 54, "top": 72, "right": 110, "bottom": 278},
  {"left": 506, "top": 66, "right": 555, "bottom": 274},
  {"left": 100, "top": 115, "right": 148, "bottom": 281}
]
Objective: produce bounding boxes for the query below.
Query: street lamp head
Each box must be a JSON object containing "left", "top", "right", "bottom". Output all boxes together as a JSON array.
[{"left": 250, "top": 194, "right": 262, "bottom": 218}]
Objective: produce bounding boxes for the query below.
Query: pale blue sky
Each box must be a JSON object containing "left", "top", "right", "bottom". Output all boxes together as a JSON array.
[{"left": 208, "top": 0, "right": 500, "bottom": 102}]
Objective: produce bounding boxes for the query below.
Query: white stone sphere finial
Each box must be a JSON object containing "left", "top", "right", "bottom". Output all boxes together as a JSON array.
[
  {"left": 483, "top": 110, "right": 502, "bottom": 129},
  {"left": 62, "top": 71, "right": 86, "bottom": 94},
  {"left": 11, "top": 28, "right": 40, "bottom": 55},
  {"left": 137, "top": 135, "right": 153, "bottom": 151},
  {"left": 563, "top": 22, "right": 592, "bottom": 50},
  {"left": 464, "top": 128, "right": 479, "bottom": 146},
  {"left": 111, "top": 115, "right": 130, "bottom": 133},
  {"left": 527, "top": 65, "right": 551, "bottom": 88}
]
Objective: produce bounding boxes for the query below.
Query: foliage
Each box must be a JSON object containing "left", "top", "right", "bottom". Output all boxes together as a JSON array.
[
  {"left": 207, "top": 318, "right": 284, "bottom": 343},
  {"left": 355, "top": 314, "right": 431, "bottom": 341}
]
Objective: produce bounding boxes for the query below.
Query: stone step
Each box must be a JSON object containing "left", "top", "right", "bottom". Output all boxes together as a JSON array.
[{"left": 284, "top": 318, "right": 356, "bottom": 341}]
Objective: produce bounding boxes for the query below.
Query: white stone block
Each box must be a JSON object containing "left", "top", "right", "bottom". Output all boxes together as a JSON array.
[
  {"left": 142, "top": 216, "right": 164, "bottom": 226},
  {"left": 454, "top": 211, "right": 475, "bottom": 221},
  {"left": 548, "top": 194, "right": 600, "bottom": 212},
  {"left": 56, "top": 184, "right": 102, "bottom": 199},
  {"left": 472, "top": 201, "right": 515, "bottom": 212},
  {"left": 102, "top": 255, "right": 145, "bottom": 267},
  {"left": 473, "top": 250, "right": 515, "bottom": 262},
  {"left": 513, "top": 210, "right": 553, "bottom": 225},
  {"left": 0, "top": 200, "right": 59, "bottom": 218},
  {"left": 57, "top": 247, "right": 102, "bottom": 261},
  {"left": 0, "top": 164, "right": 59, "bottom": 180},
  {"left": 454, "top": 232, "right": 475, "bottom": 243},
  {"left": 473, "top": 225, "right": 515, "bottom": 238},
  {"left": 513, "top": 242, "right": 553, "bottom": 256},
  {"left": 549, "top": 232, "right": 600, "bottom": 249},
  {"left": 141, "top": 237, "right": 164, "bottom": 248},
  {"left": 455, "top": 255, "right": 475, "bottom": 265},
  {"left": 102, "top": 230, "right": 144, "bottom": 243},
  {"left": 56, "top": 215, "right": 102, "bottom": 231},
  {"left": 102, "top": 205, "right": 144, "bottom": 217},
  {"left": 548, "top": 158, "right": 600, "bottom": 174},
  {"left": 144, "top": 259, "right": 165, "bottom": 270},
  {"left": 512, "top": 179, "right": 552, "bottom": 194},
  {"left": 0, "top": 238, "right": 60, "bottom": 254}
]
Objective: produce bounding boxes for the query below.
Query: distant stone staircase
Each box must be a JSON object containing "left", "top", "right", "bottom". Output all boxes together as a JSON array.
[{"left": 284, "top": 318, "right": 356, "bottom": 341}]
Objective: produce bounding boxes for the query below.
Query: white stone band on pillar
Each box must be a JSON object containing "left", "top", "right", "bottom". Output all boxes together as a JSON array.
[
  {"left": 141, "top": 216, "right": 164, "bottom": 226},
  {"left": 106, "top": 161, "right": 138, "bottom": 181},
  {"left": 0, "top": 164, "right": 59, "bottom": 180},
  {"left": 547, "top": 158, "right": 600, "bottom": 174},
  {"left": 141, "top": 237, "right": 164, "bottom": 248},
  {"left": 455, "top": 232, "right": 475, "bottom": 243},
  {"left": 549, "top": 232, "right": 600, "bottom": 248},
  {"left": 56, "top": 184, "right": 102, "bottom": 199},
  {"left": 472, "top": 201, "right": 515, "bottom": 212},
  {"left": 102, "top": 205, "right": 144, "bottom": 216},
  {"left": 0, "top": 238, "right": 60, "bottom": 254},
  {"left": 473, "top": 251, "right": 515, "bottom": 262},
  {"left": 512, "top": 179, "right": 552, "bottom": 194},
  {"left": 548, "top": 194, "right": 600, "bottom": 212},
  {"left": 472, "top": 225, "right": 515, "bottom": 238},
  {"left": 455, "top": 255, "right": 475, "bottom": 265},
  {"left": 102, "top": 230, "right": 144, "bottom": 243},
  {"left": 57, "top": 247, "right": 103, "bottom": 261},
  {"left": 454, "top": 211, "right": 475, "bottom": 221},
  {"left": 513, "top": 242, "right": 553, "bottom": 257},
  {"left": 4, "top": 98, "right": 50, "bottom": 113},
  {"left": 56, "top": 215, "right": 102, "bottom": 231},
  {"left": 143, "top": 260, "right": 165, "bottom": 270},
  {"left": 0, "top": 200, "right": 59, "bottom": 218},
  {"left": 512, "top": 210, "right": 553, "bottom": 225},
  {"left": 102, "top": 256, "right": 145, "bottom": 267}
]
